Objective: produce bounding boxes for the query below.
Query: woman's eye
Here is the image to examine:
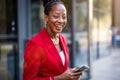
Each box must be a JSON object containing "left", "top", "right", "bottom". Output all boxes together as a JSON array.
[
  {"left": 63, "top": 16, "right": 67, "bottom": 19},
  {"left": 53, "top": 15, "right": 59, "bottom": 19}
]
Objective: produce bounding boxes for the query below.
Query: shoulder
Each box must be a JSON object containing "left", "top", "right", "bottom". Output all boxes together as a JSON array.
[
  {"left": 25, "top": 34, "right": 43, "bottom": 53},
  {"left": 24, "top": 31, "right": 45, "bottom": 57},
  {"left": 28, "top": 28, "right": 46, "bottom": 45}
]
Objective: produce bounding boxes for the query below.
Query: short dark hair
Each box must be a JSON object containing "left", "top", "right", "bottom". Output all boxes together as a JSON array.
[{"left": 43, "top": 0, "right": 65, "bottom": 15}]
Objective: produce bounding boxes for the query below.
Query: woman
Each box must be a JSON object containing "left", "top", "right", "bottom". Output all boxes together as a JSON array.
[{"left": 23, "top": 0, "right": 83, "bottom": 80}]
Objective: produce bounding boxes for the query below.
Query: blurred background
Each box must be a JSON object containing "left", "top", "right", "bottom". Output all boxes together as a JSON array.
[{"left": 0, "top": 0, "right": 120, "bottom": 80}]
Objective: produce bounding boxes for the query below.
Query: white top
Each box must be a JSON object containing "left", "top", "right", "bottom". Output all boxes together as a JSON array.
[{"left": 59, "top": 51, "right": 65, "bottom": 65}]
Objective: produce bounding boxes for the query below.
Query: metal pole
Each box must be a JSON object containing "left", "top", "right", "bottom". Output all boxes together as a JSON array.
[
  {"left": 87, "top": 0, "right": 93, "bottom": 79},
  {"left": 0, "top": 45, "right": 2, "bottom": 60},
  {"left": 70, "top": 0, "right": 77, "bottom": 68},
  {"left": 96, "top": 0, "right": 100, "bottom": 59}
]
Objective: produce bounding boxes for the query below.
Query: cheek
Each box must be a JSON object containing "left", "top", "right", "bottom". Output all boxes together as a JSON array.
[
  {"left": 48, "top": 18, "right": 56, "bottom": 24},
  {"left": 64, "top": 20, "right": 67, "bottom": 25}
]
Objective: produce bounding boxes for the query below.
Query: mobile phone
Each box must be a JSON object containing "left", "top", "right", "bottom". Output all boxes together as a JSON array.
[{"left": 76, "top": 65, "right": 89, "bottom": 72}]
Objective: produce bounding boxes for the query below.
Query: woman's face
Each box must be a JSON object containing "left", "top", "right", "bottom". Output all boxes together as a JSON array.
[{"left": 45, "top": 4, "right": 67, "bottom": 34}]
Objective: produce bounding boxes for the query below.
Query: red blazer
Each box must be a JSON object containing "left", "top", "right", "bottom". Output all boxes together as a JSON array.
[{"left": 23, "top": 28, "right": 69, "bottom": 80}]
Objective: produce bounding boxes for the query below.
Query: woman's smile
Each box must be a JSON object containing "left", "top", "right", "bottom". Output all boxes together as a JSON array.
[{"left": 55, "top": 24, "right": 63, "bottom": 30}]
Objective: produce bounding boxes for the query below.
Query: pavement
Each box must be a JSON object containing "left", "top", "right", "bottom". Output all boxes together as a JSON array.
[{"left": 90, "top": 47, "right": 120, "bottom": 80}]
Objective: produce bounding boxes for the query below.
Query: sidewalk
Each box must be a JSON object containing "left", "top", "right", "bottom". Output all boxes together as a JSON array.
[{"left": 90, "top": 47, "right": 120, "bottom": 80}]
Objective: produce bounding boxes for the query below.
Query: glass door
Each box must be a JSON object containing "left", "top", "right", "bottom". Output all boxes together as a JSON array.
[{"left": 0, "top": 0, "right": 19, "bottom": 80}]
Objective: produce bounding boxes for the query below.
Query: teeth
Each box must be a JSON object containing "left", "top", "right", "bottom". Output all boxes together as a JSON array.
[
  {"left": 57, "top": 26, "right": 62, "bottom": 28},
  {"left": 57, "top": 25, "right": 63, "bottom": 27},
  {"left": 56, "top": 26, "right": 62, "bottom": 29}
]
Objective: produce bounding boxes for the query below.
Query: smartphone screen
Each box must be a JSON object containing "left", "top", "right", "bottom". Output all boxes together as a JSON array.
[{"left": 76, "top": 65, "right": 89, "bottom": 72}]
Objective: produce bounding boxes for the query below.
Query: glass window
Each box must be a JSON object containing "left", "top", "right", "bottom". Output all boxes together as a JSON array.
[
  {"left": 75, "top": 0, "right": 88, "bottom": 66},
  {"left": 31, "top": 0, "right": 45, "bottom": 35},
  {"left": 75, "top": 0, "right": 89, "bottom": 79},
  {"left": 0, "top": 0, "right": 17, "bottom": 35},
  {"left": 93, "top": 0, "right": 112, "bottom": 60},
  {"left": 0, "top": 0, "right": 18, "bottom": 43},
  {"left": 0, "top": 0, "right": 19, "bottom": 80},
  {"left": 0, "top": 44, "right": 18, "bottom": 80}
]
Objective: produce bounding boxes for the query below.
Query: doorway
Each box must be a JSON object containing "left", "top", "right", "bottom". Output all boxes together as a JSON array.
[{"left": 0, "top": 0, "right": 19, "bottom": 80}]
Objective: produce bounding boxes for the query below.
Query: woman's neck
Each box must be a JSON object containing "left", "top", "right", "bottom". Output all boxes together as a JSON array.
[
  {"left": 46, "top": 26, "right": 58, "bottom": 39},
  {"left": 46, "top": 26, "right": 60, "bottom": 45}
]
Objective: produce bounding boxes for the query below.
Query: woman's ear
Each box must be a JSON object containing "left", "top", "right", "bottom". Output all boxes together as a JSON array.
[{"left": 44, "top": 15, "right": 48, "bottom": 23}]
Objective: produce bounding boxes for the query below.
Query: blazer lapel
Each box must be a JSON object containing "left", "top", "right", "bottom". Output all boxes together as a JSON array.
[
  {"left": 59, "top": 35, "right": 69, "bottom": 69},
  {"left": 42, "top": 28, "right": 63, "bottom": 66}
]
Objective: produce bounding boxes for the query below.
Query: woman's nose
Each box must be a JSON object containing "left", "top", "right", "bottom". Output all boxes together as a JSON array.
[{"left": 58, "top": 17, "right": 64, "bottom": 23}]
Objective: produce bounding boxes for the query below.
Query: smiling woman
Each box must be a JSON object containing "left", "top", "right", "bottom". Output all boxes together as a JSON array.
[{"left": 23, "top": 0, "right": 83, "bottom": 80}]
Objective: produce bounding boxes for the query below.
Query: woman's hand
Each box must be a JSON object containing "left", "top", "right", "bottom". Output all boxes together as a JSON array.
[{"left": 54, "top": 68, "right": 83, "bottom": 80}]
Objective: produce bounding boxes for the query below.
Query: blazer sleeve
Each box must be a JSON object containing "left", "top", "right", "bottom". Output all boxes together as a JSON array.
[{"left": 23, "top": 40, "right": 54, "bottom": 80}]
